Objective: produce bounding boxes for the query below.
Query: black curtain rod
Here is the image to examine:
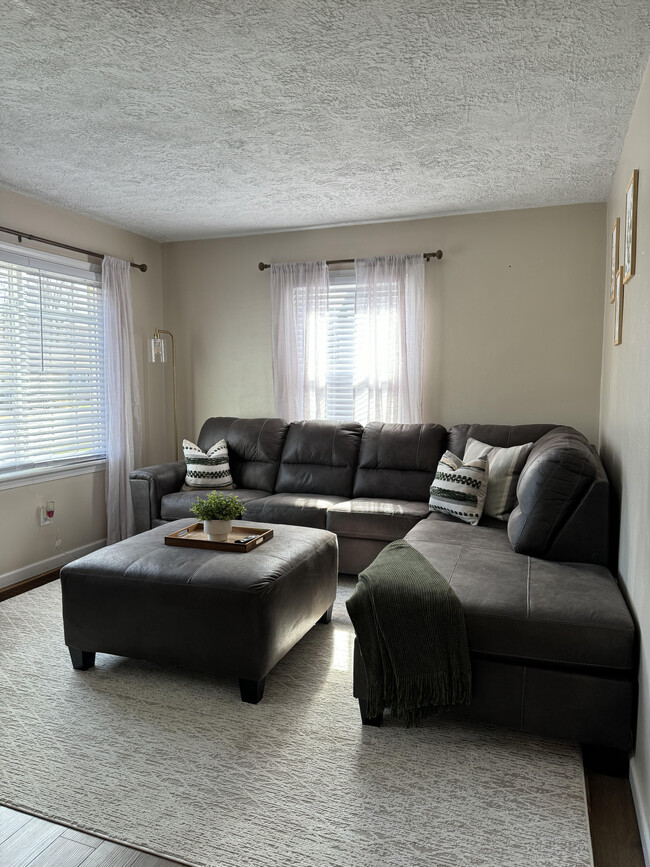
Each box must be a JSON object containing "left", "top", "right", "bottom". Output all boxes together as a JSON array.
[
  {"left": 258, "top": 250, "right": 443, "bottom": 271},
  {"left": 0, "top": 225, "right": 148, "bottom": 272}
]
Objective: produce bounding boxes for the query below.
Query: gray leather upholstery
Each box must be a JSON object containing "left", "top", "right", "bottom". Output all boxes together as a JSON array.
[
  {"left": 61, "top": 521, "right": 338, "bottom": 689},
  {"left": 508, "top": 427, "right": 609, "bottom": 565},
  {"left": 353, "top": 641, "right": 635, "bottom": 750},
  {"left": 130, "top": 461, "right": 187, "bottom": 533},
  {"left": 327, "top": 498, "right": 430, "bottom": 541},
  {"left": 198, "top": 416, "right": 289, "bottom": 491},
  {"left": 408, "top": 510, "right": 517, "bottom": 551},
  {"left": 405, "top": 526, "right": 634, "bottom": 670},
  {"left": 122, "top": 415, "right": 635, "bottom": 748},
  {"left": 352, "top": 422, "right": 446, "bottom": 501},
  {"left": 129, "top": 418, "right": 613, "bottom": 569},
  {"left": 337, "top": 537, "right": 389, "bottom": 577},
  {"left": 161, "top": 489, "right": 272, "bottom": 520},
  {"left": 447, "top": 423, "right": 558, "bottom": 458},
  {"left": 275, "top": 420, "right": 363, "bottom": 496},
  {"left": 243, "top": 493, "right": 348, "bottom": 529},
  {"left": 129, "top": 419, "right": 611, "bottom": 567}
]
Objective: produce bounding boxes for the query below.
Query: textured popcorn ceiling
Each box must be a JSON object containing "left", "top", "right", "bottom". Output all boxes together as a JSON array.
[{"left": 1, "top": 1, "right": 649, "bottom": 241}]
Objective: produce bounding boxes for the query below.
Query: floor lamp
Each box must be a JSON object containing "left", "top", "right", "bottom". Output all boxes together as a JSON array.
[{"left": 150, "top": 328, "right": 179, "bottom": 461}]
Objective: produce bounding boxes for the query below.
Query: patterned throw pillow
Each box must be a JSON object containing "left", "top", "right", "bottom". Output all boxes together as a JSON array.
[
  {"left": 182, "top": 439, "right": 235, "bottom": 490},
  {"left": 462, "top": 438, "right": 534, "bottom": 521},
  {"left": 428, "top": 451, "right": 488, "bottom": 526}
]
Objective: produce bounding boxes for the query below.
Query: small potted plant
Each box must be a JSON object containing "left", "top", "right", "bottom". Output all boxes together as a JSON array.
[{"left": 190, "top": 491, "right": 245, "bottom": 541}]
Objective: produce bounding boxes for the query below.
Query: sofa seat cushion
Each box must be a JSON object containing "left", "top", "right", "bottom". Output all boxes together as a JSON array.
[
  {"left": 242, "top": 493, "right": 348, "bottom": 530},
  {"left": 160, "top": 489, "right": 272, "bottom": 521},
  {"left": 326, "top": 498, "right": 431, "bottom": 541},
  {"left": 404, "top": 530, "right": 634, "bottom": 672},
  {"left": 407, "top": 511, "right": 515, "bottom": 553}
]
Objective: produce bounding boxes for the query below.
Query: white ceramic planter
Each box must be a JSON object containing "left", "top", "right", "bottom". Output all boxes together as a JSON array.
[{"left": 203, "top": 519, "right": 232, "bottom": 541}]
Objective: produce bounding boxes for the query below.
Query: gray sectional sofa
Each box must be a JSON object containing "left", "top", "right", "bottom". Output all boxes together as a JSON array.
[{"left": 130, "top": 416, "right": 636, "bottom": 750}]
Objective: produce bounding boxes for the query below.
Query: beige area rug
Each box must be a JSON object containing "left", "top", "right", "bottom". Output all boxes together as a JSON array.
[{"left": 0, "top": 579, "right": 592, "bottom": 867}]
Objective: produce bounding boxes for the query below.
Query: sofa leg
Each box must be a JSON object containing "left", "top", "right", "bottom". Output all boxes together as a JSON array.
[
  {"left": 359, "top": 698, "right": 383, "bottom": 727},
  {"left": 319, "top": 604, "right": 333, "bottom": 624},
  {"left": 69, "top": 648, "right": 95, "bottom": 671},
  {"left": 239, "top": 677, "right": 265, "bottom": 704}
]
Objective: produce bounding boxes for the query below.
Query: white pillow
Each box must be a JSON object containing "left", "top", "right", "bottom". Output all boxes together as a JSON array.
[
  {"left": 182, "top": 439, "right": 234, "bottom": 489},
  {"left": 462, "top": 437, "right": 533, "bottom": 521},
  {"left": 428, "top": 451, "right": 488, "bottom": 526}
]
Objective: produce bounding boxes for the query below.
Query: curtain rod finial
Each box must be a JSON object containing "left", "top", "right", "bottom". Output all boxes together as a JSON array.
[{"left": 258, "top": 261, "right": 267, "bottom": 271}]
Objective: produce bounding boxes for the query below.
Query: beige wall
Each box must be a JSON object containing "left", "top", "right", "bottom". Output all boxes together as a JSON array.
[
  {"left": 0, "top": 189, "right": 164, "bottom": 584},
  {"left": 599, "top": 59, "right": 650, "bottom": 856},
  {"left": 163, "top": 202, "right": 605, "bottom": 444}
]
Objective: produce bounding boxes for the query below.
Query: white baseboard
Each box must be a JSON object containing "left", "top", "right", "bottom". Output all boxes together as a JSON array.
[
  {"left": 630, "top": 758, "right": 650, "bottom": 866},
  {"left": 0, "top": 539, "right": 106, "bottom": 590}
]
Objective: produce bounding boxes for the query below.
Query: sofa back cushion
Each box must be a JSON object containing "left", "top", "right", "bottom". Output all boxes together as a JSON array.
[
  {"left": 507, "top": 426, "right": 609, "bottom": 565},
  {"left": 447, "top": 423, "right": 558, "bottom": 459},
  {"left": 353, "top": 422, "right": 447, "bottom": 501},
  {"left": 275, "top": 420, "right": 363, "bottom": 496},
  {"left": 197, "top": 417, "right": 289, "bottom": 492}
]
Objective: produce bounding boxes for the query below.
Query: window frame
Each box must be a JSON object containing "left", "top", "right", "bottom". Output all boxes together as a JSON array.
[{"left": 0, "top": 241, "right": 106, "bottom": 487}]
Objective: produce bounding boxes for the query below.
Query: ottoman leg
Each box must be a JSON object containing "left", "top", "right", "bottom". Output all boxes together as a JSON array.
[
  {"left": 359, "top": 698, "right": 383, "bottom": 727},
  {"left": 319, "top": 604, "right": 333, "bottom": 624},
  {"left": 69, "top": 648, "right": 96, "bottom": 671},
  {"left": 239, "top": 677, "right": 265, "bottom": 704}
]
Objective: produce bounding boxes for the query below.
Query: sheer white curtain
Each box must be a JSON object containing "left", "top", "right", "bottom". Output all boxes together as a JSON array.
[
  {"left": 271, "top": 260, "right": 329, "bottom": 420},
  {"left": 353, "top": 254, "right": 424, "bottom": 424},
  {"left": 102, "top": 256, "right": 142, "bottom": 543}
]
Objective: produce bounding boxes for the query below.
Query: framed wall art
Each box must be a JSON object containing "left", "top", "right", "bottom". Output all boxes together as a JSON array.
[
  {"left": 610, "top": 217, "right": 620, "bottom": 303},
  {"left": 614, "top": 265, "right": 624, "bottom": 345},
  {"left": 624, "top": 169, "right": 639, "bottom": 284}
]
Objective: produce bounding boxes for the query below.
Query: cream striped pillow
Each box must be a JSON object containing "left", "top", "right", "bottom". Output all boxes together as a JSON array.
[
  {"left": 428, "top": 451, "right": 488, "bottom": 526},
  {"left": 182, "top": 439, "right": 234, "bottom": 489},
  {"left": 463, "top": 437, "right": 533, "bottom": 521}
]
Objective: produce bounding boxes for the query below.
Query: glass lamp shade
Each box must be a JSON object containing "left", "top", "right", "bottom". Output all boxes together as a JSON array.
[{"left": 150, "top": 336, "right": 166, "bottom": 363}]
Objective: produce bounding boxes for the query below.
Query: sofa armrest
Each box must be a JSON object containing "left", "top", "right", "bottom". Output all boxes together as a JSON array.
[
  {"left": 507, "top": 427, "right": 609, "bottom": 565},
  {"left": 130, "top": 461, "right": 186, "bottom": 533}
]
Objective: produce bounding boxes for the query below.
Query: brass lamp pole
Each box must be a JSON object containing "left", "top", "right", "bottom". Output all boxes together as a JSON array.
[{"left": 150, "top": 327, "right": 179, "bottom": 461}]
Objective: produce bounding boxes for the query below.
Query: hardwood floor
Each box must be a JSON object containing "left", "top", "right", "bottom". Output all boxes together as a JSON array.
[
  {"left": 0, "top": 807, "right": 183, "bottom": 867},
  {"left": 586, "top": 771, "right": 645, "bottom": 867},
  {"left": 0, "top": 569, "right": 60, "bottom": 603},
  {"left": 1, "top": 574, "right": 645, "bottom": 866}
]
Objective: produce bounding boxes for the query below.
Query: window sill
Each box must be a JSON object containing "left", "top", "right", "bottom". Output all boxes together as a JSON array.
[{"left": 0, "top": 461, "right": 106, "bottom": 491}]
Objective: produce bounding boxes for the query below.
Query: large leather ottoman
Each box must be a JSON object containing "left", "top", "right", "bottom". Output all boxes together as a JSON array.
[{"left": 60, "top": 521, "right": 338, "bottom": 703}]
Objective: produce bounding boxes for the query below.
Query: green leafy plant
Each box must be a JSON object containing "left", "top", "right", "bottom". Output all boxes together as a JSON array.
[{"left": 190, "top": 491, "right": 245, "bottom": 522}]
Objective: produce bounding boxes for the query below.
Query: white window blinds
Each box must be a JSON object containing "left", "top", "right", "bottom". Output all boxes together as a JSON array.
[
  {"left": 326, "top": 269, "right": 356, "bottom": 421},
  {"left": 0, "top": 245, "right": 105, "bottom": 476}
]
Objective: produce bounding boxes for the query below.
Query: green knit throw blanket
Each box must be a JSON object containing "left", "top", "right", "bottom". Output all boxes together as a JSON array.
[{"left": 346, "top": 539, "right": 472, "bottom": 725}]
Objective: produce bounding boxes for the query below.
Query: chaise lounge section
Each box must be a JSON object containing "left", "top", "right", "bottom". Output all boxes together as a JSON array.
[{"left": 130, "top": 416, "right": 636, "bottom": 749}]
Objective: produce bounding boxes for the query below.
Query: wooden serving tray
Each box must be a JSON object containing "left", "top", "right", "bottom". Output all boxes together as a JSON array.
[{"left": 164, "top": 524, "right": 274, "bottom": 552}]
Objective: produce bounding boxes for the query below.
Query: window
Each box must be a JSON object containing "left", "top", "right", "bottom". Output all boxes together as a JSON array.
[
  {"left": 0, "top": 243, "right": 105, "bottom": 479},
  {"left": 271, "top": 255, "right": 424, "bottom": 425}
]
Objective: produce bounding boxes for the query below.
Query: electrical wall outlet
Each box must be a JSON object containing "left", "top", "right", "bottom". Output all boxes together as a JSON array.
[{"left": 40, "top": 501, "right": 55, "bottom": 526}]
